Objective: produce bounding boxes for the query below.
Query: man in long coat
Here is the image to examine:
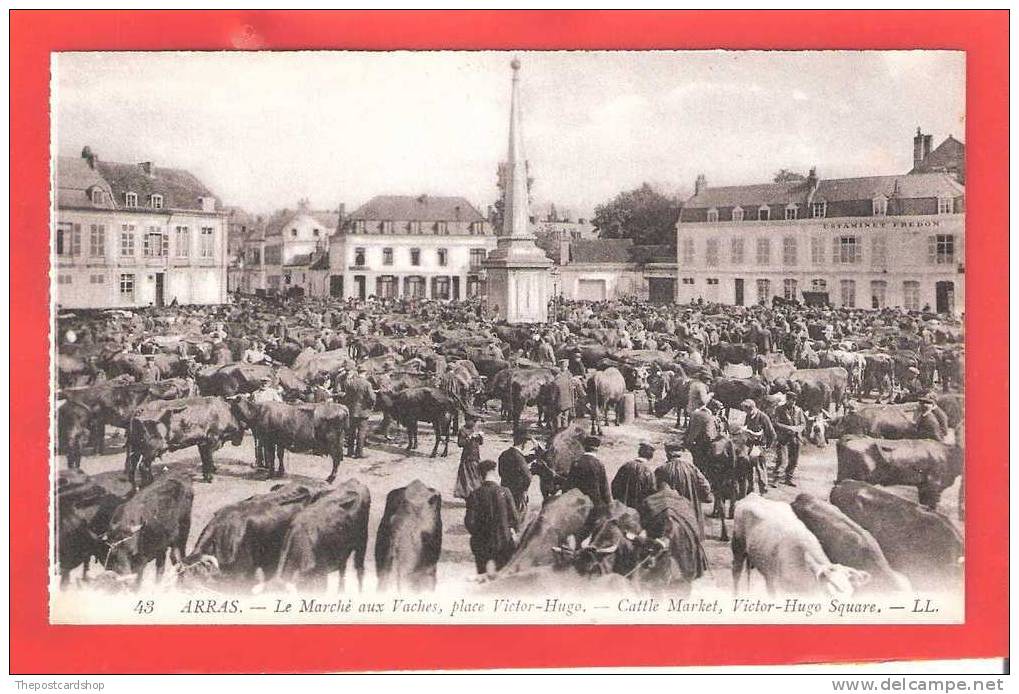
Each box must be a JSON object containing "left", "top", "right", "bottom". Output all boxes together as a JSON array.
[
  {"left": 342, "top": 367, "right": 375, "bottom": 458},
  {"left": 564, "top": 435, "right": 612, "bottom": 517},
  {"left": 465, "top": 459, "right": 519, "bottom": 574},
  {"left": 654, "top": 443, "right": 714, "bottom": 539},
  {"left": 498, "top": 428, "right": 534, "bottom": 516},
  {"left": 611, "top": 441, "right": 657, "bottom": 510}
]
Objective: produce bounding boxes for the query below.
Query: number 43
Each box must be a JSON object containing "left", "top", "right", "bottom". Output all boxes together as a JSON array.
[{"left": 134, "top": 600, "right": 154, "bottom": 614}]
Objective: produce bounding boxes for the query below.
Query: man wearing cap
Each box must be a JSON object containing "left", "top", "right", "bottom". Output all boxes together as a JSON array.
[
  {"left": 499, "top": 428, "right": 535, "bottom": 516},
  {"left": 611, "top": 441, "right": 657, "bottom": 510},
  {"left": 140, "top": 354, "right": 162, "bottom": 384},
  {"left": 685, "top": 389, "right": 721, "bottom": 472},
  {"left": 564, "top": 435, "right": 612, "bottom": 516},
  {"left": 915, "top": 395, "right": 948, "bottom": 442},
  {"left": 465, "top": 459, "right": 519, "bottom": 574},
  {"left": 772, "top": 391, "right": 807, "bottom": 486},
  {"left": 551, "top": 361, "right": 575, "bottom": 430},
  {"left": 342, "top": 367, "right": 375, "bottom": 459},
  {"left": 654, "top": 443, "right": 713, "bottom": 539},
  {"left": 739, "top": 398, "right": 776, "bottom": 494}
]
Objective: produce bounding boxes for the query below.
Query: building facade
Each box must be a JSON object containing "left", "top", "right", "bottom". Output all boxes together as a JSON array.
[
  {"left": 676, "top": 167, "right": 965, "bottom": 314},
  {"left": 330, "top": 195, "right": 497, "bottom": 300},
  {"left": 55, "top": 148, "right": 228, "bottom": 309},
  {"left": 237, "top": 202, "right": 340, "bottom": 297}
]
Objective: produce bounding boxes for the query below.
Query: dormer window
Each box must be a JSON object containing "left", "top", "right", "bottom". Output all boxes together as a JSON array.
[
  {"left": 124, "top": 192, "right": 138, "bottom": 208},
  {"left": 758, "top": 206, "right": 771, "bottom": 221},
  {"left": 380, "top": 221, "right": 394, "bottom": 234},
  {"left": 784, "top": 204, "right": 798, "bottom": 220},
  {"left": 938, "top": 197, "right": 954, "bottom": 215},
  {"left": 872, "top": 196, "right": 888, "bottom": 216},
  {"left": 150, "top": 194, "right": 163, "bottom": 210},
  {"left": 812, "top": 201, "right": 827, "bottom": 219},
  {"left": 731, "top": 206, "right": 744, "bottom": 222},
  {"left": 706, "top": 208, "right": 719, "bottom": 223},
  {"left": 89, "top": 188, "right": 104, "bottom": 206}
]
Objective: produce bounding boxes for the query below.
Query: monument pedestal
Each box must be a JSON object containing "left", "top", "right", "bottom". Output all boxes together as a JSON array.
[{"left": 484, "top": 236, "right": 552, "bottom": 324}]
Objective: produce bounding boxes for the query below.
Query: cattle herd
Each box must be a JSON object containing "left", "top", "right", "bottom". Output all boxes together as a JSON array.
[{"left": 54, "top": 294, "right": 965, "bottom": 604}]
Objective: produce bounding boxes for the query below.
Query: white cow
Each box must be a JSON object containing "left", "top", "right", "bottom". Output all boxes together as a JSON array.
[{"left": 731, "top": 494, "right": 871, "bottom": 597}]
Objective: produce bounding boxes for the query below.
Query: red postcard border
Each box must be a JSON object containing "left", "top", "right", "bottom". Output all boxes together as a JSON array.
[{"left": 10, "top": 10, "right": 1008, "bottom": 674}]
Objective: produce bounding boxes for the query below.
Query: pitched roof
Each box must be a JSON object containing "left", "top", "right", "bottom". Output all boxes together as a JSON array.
[
  {"left": 684, "top": 172, "right": 963, "bottom": 209},
  {"left": 348, "top": 195, "right": 485, "bottom": 223},
  {"left": 911, "top": 136, "right": 965, "bottom": 177},
  {"left": 55, "top": 156, "right": 116, "bottom": 209},
  {"left": 684, "top": 180, "right": 812, "bottom": 209},
  {"left": 568, "top": 239, "right": 635, "bottom": 264},
  {"left": 263, "top": 209, "right": 341, "bottom": 238},
  {"left": 95, "top": 160, "right": 218, "bottom": 211}
]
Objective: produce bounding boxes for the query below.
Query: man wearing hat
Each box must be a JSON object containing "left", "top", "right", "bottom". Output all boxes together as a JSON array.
[
  {"left": 550, "top": 360, "right": 575, "bottom": 430},
  {"left": 915, "top": 394, "right": 948, "bottom": 442},
  {"left": 772, "top": 391, "right": 807, "bottom": 486},
  {"left": 654, "top": 443, "right": 713, "bottom": 539},
  {"left": 465, "top": 459, "right": 519, "bottom": 574},
  {"left": 498, "top": 427, "right": 535, "bottom": 516},
  {"left": 140, "top": 354, "right": 162, "bottom": 384},
  {"left": 685, "top": 386, "right": 721, "bottom": 473},
  {"left": 564, "top": 435, "right": 612, "bottom": 517},
  {"left": 739, "top": 398, "right": 776, "bottom": 494},
  {"left": 342, "top": 366, "right": 375, "bottom": 459},
  {"left": 611, "top": 441, "right": 658, "bottom": 510}
]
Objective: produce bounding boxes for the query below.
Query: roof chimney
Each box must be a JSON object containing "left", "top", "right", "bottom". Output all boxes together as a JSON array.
[
  {"left": 297, "top": 198, "right": 310, "bottom": 213},
  {"left": 913, "top": 127, "right": 927, "bottom": 169},
  {"left": 81, "top": 146, "right": 97, "bottom": 169},
  {"left": 694, "top": 174, "right": 707, "bottom": 195},
  {"left": 139, "top": 161, "right": 154, "bottom": 175},
  {"left": 923, "top": 133, "right": 933, "bottom": 160},
  {"left": 807, "top": 166, "right": 818, "bottom": 191}
]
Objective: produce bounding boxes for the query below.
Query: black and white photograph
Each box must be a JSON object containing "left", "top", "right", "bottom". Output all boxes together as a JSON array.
[{"left": 51, "top": 50, "right": 966, "bottom": 625}]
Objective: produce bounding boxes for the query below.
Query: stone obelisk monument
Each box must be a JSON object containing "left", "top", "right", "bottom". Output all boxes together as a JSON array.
[{"left": 484, "top": 58, "right": 552, "bottom": 324}]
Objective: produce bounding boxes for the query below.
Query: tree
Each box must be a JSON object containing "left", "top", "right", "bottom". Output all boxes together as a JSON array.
[
  {"left": 592, "top": 183, "right": 681, "bottom": 247},
  {"left": 773, "top": 169, "right": 806, "bottom": 182}
]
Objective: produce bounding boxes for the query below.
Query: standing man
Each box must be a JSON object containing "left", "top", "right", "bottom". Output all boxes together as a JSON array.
[
  {"left": 140, "top": 354, "right": 162, "bottom": 384},
  {"left": 772, "top": 391, "right": 807, "bottom": 486},
  {"left": 915, "top": 395, "right": 948, "bottom": 442},
  {"left": 564, "top": 435, "right": 612, "bottom": 517},
  {"left": 551, "top": 360, "right": 575, "bottom": 430},
  {"left": 611, "top": 441, "right": 658, "bottom": 510},
  {"left": 465, "top": 459, "right": 519, "bottom": 574},
  {"left": 342, "top": 366, "right": 375, "bottom": 459},
  {"left": 498, "top": 427, "right": 535, "bottom": 517},
  {"left": 685, "top": 390, "right": 720, "bottom": 472},
  {"left": 654, "top": 443, "right": 714, "bottom": 539},
  {"left": 739, "top": 398, "right": 776, "bottom": 494}
]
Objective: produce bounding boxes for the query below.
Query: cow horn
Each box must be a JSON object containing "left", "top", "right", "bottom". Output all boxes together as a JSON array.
[
  {"left": 200, "top": 554, "right": 219, "bottom": 571},
  {"left": 595, "top": 544, "right": 618, "bottom": 555}
]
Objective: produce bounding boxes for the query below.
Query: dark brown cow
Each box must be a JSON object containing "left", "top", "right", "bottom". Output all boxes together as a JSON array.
[
  {"left": 711, "top": 377, "right": 768, "bottom": 416},
  {"left": 790, "top": 367, "right": 850, "bottom": 414},
  {"left": 103, "top": 472, "right": 194, "bottom": 590},
  {"left": 56, "top": 470, "right": 130, "bottom": 585},
  {"left": 230, "top": 399, "right": 350, "bottom": 482},
  {"left": 531, "top": 424, "right": 586, "bottom": 499},
  {"left": 375, "top": 480, "right": 442, "bottom": 592},
  {"left": 790, "top": 493, "right": 911, "bottom": 594},
  {"left": 275, "top": 479, "right": 371, "bottom": 592},
  {"left": 183, "top": 483, "right": 326, "bottom": 589},
  {"left": 830, "top": 481, "right": 963, "bottom": 592},
  {"left": 488, "top": 367, "right": 554, "bottom": 425},
  {"left": 713, "top": 341, "right": 758, "bottom": 368},
  {"left": 377, "top": 387, "right": 468, "bottom": 457},
  {"left": 125, "top": 396, "right": 246, "bottom": 488},
  {"left": 835, "top": 435, "right": 963, "bottom": 509},
  {"left": 501, "top": 489, "right": 593, "bottom": 575}
]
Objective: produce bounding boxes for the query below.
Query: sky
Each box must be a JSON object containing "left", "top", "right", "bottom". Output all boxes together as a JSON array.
[{"left": 54, "top": 50, "right": 965, "bottom": 218}]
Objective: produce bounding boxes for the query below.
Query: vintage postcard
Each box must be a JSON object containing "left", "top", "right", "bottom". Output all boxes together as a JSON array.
[{"left": 50, "top": 48, "right": 967, "bottom": 628}]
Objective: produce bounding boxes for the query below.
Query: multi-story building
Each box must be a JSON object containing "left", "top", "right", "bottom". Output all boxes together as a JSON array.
[
  {"left": 238, "top": 201, "right": 341, "bottom": 297},
  {"left": 54, "top": 147, "right": 228, "bottom": 309},
  {"left": 329, "top": 195, "right": 497, "bottom": 300},
  {"left": 675, "top": 159, "right": 965, "bottom": 314}
]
